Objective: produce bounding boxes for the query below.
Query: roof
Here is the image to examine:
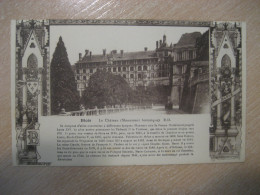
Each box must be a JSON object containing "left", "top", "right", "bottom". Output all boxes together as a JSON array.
[
  {"left": 78, "top": 50, "right": 158, "bottom": 63},
  {"left": 175, "top": 32, "right": 202, "bottom": 48}
]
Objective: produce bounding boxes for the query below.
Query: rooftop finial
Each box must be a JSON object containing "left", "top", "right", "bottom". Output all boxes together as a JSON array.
[
  {"left": 29, "top": 20, "right": 36, "bottom": 29},
  {"left": 223, "top": 23, "right": 228, "bottom": 30}
]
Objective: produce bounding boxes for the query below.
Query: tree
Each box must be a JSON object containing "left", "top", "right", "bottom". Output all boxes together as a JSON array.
[
  {"left": 81, "top": 70, "right": 133, "bottom": 108},
  {"left": 50, "top": 36, "right": 80, "bottom": 114},
  {"left": 196, "top": 30, "right": 209, "bottom": 61}
]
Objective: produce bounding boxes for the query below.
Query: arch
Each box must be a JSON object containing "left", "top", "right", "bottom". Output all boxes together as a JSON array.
[
  {"left": 221, "top": 54, "right": 231, "bottom": 68},
  {"left": 27, "top": 53, "right": 38, "bottom": 69}
]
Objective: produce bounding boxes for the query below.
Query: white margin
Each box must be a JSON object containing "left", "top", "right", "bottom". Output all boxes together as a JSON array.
[{"left": 11, "top": 20, "right": 17, "bottom": 165}]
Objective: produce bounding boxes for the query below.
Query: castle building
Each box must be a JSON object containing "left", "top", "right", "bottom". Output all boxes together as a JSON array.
[{"left": 74, "top": 32, "right": 202, "bottom": 98}]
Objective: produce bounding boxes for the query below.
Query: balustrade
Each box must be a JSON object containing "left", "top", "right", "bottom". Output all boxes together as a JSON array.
[{"left": 58, "top": 105, "right": 152, "bottom": 116}]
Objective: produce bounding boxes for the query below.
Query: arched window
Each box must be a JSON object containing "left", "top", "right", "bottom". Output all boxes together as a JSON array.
[
  {"left": 27, "top": 54, "right": 38, "bottom": 68},
  {"left": 221, "top": 54, "right": 231, "bottom": 68}
]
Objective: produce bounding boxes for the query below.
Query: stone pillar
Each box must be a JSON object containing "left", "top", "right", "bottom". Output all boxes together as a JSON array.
[
  {"left": 21, "top": 68, "right": 28, "bottom": 151},
  {"left": 230, "top": 72, "right": 235, "bottom": 127},
  {"left": 216, "top": 74, "right": 222, "bottom": 130},
  {"left": 171, "top": 85, "right": 179, "bottom": 108},
  {"left": 22, "top": 68, "right": 27, "bottom": 113},
  {"left": 38, "top": 68, "right": 43, "bottom": 119}
]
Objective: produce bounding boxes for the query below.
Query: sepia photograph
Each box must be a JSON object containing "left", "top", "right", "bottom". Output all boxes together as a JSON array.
[{"left": 48, "top": 25, "right": 209, "bottom": 116}]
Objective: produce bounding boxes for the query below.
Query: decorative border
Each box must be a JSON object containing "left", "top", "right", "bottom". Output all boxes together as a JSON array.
[
  {"left": 209, "top": 22, "right": 243, "bottom": 159},
  {"left": 15, "top": 20, "right": 50, "bottom": 165},
  {"left": 49, "top": 19, "right": 211, "bottom": 27}
]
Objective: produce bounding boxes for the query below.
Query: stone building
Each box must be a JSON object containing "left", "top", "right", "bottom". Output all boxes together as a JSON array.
[{"left": 74, "top": 32, "right": 202, "bottom": 98}]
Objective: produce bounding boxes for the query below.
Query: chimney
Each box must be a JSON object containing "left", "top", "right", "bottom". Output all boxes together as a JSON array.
[
  {"left": 85, "top": 49, "right": 89, "bottom": 55},
  {"left": 79, "top": 53, "right": 82, "bottom": 60},
  {"left": 90, "top": 51, "right": 92, "bottom": 59},
  {"left": 156, "top": 41, "right": 158, "bottom": 49},
  {"left": 103, "top": 49, "right": 106, "bottom": 56},
  {"left": 159, "top": 40, "right": 162, "bottom": 47},
  {"left": 120, "top": 50, "right": 124, "bottom": 56},
  {"left": 163, "top": 34, "right": 166, "bottom": 43},
  {"left": 144, "top": 47, "right": 147, "bottom": 51}
]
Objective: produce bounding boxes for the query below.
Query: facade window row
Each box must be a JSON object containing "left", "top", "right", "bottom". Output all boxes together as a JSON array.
[
  {"left": 76, "top": 64, "right": 159, "bottom": 74},
  {"left": 177, "top": 50, "right": 196, "bottom": 61},
  {"left": 76, "top": 59, "right": 158, "bottom": 69},
  {"left": 76, "top": 72, "right": 163, "bottom": 81}
]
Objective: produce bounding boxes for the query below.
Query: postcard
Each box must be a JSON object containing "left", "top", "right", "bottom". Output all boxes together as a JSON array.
[{"left": 11, "top": 19, "right": 246, "bottom": 165}]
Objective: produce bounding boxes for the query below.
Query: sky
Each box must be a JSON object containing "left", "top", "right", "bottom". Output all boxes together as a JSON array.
[{"left": 50, "top": 25, "right": 208, "bottom": 65}]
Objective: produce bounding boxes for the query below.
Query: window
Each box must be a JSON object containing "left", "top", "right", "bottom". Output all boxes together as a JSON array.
[
  {"left": 77, "top": 76, "right": 80, "bottom": 80},
  {"left": 130, "top": 66, "right": 134, "bottom": 71},
  {"left": 123, "top": 74, "right": 126, "bottom": 78},
  {"left": 83, "top": 76, "right": 86, "bottom": 80},
  {"left": 27, "top": 54, "right": 38, "bottom": 68},
  {"left": 90, "top": 69, "right": 93, "bottom": 73},
  {"left": 189, "top": 51, "right": 193, "bottom": 59},
  {"left": 151, "top": 65, "right": 154, "bottom": 70},
  {"left": 103, "top": 68, "right": 106, "bottom": 71},
  {"left": 221, "top": 54, "right": 231, "bottom": 67},
  {"left": 123, "top": 67, "right": 126, "bottom": 71},
  {"left": 151, "top": 73, "right": 154, "bottom": 78},
  {"left": 130, "top": 74, "right": 134, "bottom": 79},
  {"left": 178, "top": 52, "right": 182, "bottom": 61},
  {"left": 108, "top": 67, "right": 111, "bottom": 72},
  {"left": 83, "top": 69, "right": 86, "bottom": 73},
  {"left": 138, "top": 66, "right": 142, "bottom": 71},
  {"left": 113, "top": 67, "right": 117, "bottom": 72},
  {"left": 118, "top": 67, "right": 121, "bottom": 72},
  {"left": 77, "top": 69, "right": 80, "bottom": 74},
  {"left": 138, "top": 74, "right": 142, "bottom": 80},
  {"left": 143, "top": 65, "right": 147, "bottom": 71}
]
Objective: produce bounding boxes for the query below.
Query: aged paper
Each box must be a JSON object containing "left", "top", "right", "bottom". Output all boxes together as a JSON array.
[{"left": 11, "top": 20, "right": 246, "bottom": 166}]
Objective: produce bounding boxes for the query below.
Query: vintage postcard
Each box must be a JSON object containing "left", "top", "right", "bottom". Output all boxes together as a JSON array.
[{"left": 11, "top": 20, "right": 246, "bottom": 166}]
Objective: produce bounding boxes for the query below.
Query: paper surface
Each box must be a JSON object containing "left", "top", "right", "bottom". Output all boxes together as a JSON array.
[{"left": 11, "top": 20, "right": 246, "bottom": 166}]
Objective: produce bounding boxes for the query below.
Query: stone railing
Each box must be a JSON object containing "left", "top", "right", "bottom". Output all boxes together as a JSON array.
[{"left": 58, "top": 105, "right": 153, "bottom": 116}]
